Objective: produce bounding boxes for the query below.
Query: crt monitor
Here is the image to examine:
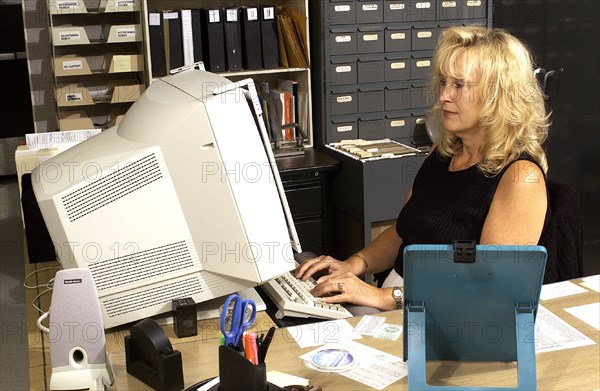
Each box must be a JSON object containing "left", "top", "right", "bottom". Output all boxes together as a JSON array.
[{"left": 31, "top": 70, "right": 300, "bottom": 328}]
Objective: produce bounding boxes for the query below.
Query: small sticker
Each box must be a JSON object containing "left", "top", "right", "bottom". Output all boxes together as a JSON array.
[
  {"left": 116, "top": 0, "right": 135, "bottom": 8},
  {"left": 416, "top": 2, "right": 431, "bottom": 9},
  {"left": 467, "top": 0, "right": 482, "bottom": 6},
  {"left": 65, "top": 93, "right": 83, "bottom": 102},
  {"left": 416, "top": 60, "right": 431, "bottom": 67},
  {"left": 59, "top": 31, "right": 81, "bottom": 41},
  {"left": 336, "top": 66, "right": 352, "bottom": 73},
  {"left": 56, "top": 1, "right": 79, "bottom": 9},
  {"left": 112, "top": 55, "right": 132, "bottom": 72},
  {"left": 390, "top": 120, "right": 406, "bottom": 127},
  {"left": 390, "top": 62, "right": 406, "bottom": 69},
  {"left": 391, "top": 32, "right": 406, "bottom": 40},
  {"left": 390, "top": 4, "right": 405, "bottom": 10},
  {"left": 336, "top": 96, "right": 353, "bottom": 103},
  {"left": 442, "top": 1, "right": 457, "bottom": 8},
  {"left": 416, "top": 117, "right": 426, "bottom": 124},
  {"left": 116, "top": 28, "right": 136, "bottom": 39},
  {"left": 334, "top": 5, "right": 351, "bottom": 12},
  {"left": 263, "top": 6, "right": 275, "bottom": 20},
  {"left": 337, "top": 125, "right": 353, "bottom": 132},
  {"left": 149, "top": 13, "right": 160, "bottom": 26},
  {"left": 226, "top": 9, "right": 238, "bottom": 22},
  {"left": 163, "top": 12, "right": 178, "bottom": 19},
  {"left": 417, "top": 31, "right": 433, "bottom": 38},
  {"left": 335, "top": 35, "right": 352, "bottom": 43},
  {"left": 362, "top": 4, "right": 378, "bottom": 11},
  {"left": 246, "top": 7, "right": 258, "bottom": 21},
  {"left": 62, "top": 60, "right": 83, "bottom": 70},
  {"left": 362, "top": 33, "right": 379, "bottom": 42},
  {"left": 209, "top": 9, "right": 220, "bottom": 23}
]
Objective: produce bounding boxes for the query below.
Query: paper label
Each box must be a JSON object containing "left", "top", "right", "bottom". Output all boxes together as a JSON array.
[
  {"left": 226, "top": 9, "right": 238, "bottom": 22},
  {"left": 334, "top": 5, "right": 351, "bottom": 12},
  {"left": 442, "top": 1, "right": 457, "bottom": 8},
  {"left": 416, "top": 118, "right": 426, "bottom": 124},
  {"left": 362, "top": 33, "right": 379, "bottom": 42},
  {"left": 467, "top": 0, "right": 482, "bottom": 6},
  {"left": 209, "top": 9, "right": 220, "bottom": 23},
  {"left": 263, "top": 6, "right": 275, "bottom": 20},
  {"left": 116, "top": 0, "right": 135, "bottom": 7},
  {"left": 59, "top": 31, "right": 81, "bottom": 42},
  {"left": 416, "top": 60, "right": 431, "bottom": 67},
  {"left": 390, "top": 4, "right": 405, "bottom": 10},
  {"left": 337, "top": 96, "right": 353, "bottom": 103},
  {"left": 246, "top": 7, "right": 258, "bottom": 21},
  {"left": 116, "top": 27, "right": 136, "bottom": 39},
  {"left": 335, "top": 35, "right": 352, "bottom": 43},
  {"left": 390, "top": 62, "right": 406, "bottom": 69},
  {"left": 56, "top": 1, "right": 79, "bottom": 9},
  {"left": 390, "top": 120, "right": 406, "bottom": 127},
  {"left": 336, "top": 66, "right": 352, "bottom": 73},
  {"left": 337, "top": 125, "right": 353, "bottom": 132},
  {"left": 416, "top": 1, "right": 431, "bottom": 8},
  {"left": 163, "top": 12, "right": 178, "bottom": 19},
  {"left": 65, "top": 93, "right": 83, "bottom": 103},
  {"left": 391, "top": 32, "right": 406, "bottom": 40},
  {"left": 112, "top": 55, "right": 133, "bottom": 72},
  {"left": 417, "top": 31, "right": 433, "bottom": 38},
  {"left": 362, "top": 4, "right": 378, "bottom": 11},
  {"left": 149, "top": 13, "right": 160, "bottom": 26},
  {"left": 62, "top": 60, "right": 83, "bottom": 71}
]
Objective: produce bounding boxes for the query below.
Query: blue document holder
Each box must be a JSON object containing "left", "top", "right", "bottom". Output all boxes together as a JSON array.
[{"left": 403, "top": 243, "right": 547, "bottom": 391}]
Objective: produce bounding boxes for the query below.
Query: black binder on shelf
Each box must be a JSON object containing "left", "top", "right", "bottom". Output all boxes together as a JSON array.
[
  {"left": 148, "top": 11, "right": 167, "bottom": 77},
  {"left": 181, "top": 9, "right": 203, "bottom": 66},
  {"left": 200, "top": 8, "right": 226, "bottom": 72},
  {"left": 163, "top": 10, "right": 184, "bottom": 72},
  {"left": 260, "top": 5, "right": 279, "bottom": 68},
  {"left": 223, "top": 7, "right": 243, "bottom": 71},
  {"left": 241, "top": 6, "right": 263, "bottom": 70}
]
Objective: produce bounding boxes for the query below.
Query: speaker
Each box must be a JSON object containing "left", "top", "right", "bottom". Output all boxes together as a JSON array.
[{"left": 49, "top": 269, "right": 111, "bottom": 390}]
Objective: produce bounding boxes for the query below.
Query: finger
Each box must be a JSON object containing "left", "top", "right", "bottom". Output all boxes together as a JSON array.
[{"left": 294, "top": 256, "right": 326, "bottom": 279}]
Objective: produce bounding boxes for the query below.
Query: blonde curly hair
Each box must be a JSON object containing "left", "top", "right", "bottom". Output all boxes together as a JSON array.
[{"left": 431, "top": 25, "right": 550, "bottom": 176}]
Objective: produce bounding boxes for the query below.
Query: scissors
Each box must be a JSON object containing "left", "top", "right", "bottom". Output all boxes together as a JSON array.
[{"left": 220, "top": 294, "right": 256, "bottom": 349}]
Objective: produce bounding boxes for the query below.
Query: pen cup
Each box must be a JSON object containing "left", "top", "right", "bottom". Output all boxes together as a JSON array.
[{"left": 218, "top": 345, "right": 268, "bottom": 391}]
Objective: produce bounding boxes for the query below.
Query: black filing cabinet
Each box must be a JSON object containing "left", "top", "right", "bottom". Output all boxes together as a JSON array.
[{"left": 276, "top": 149, "right": 340, "bottom": 255}]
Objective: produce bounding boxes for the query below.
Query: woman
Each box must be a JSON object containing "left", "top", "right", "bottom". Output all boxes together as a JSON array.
[{"left": 295, "top": 25, "right": 550, "bottom": 311}]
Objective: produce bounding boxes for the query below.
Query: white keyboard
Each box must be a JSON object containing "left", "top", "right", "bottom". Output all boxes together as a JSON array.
[{"left": 262, "top": 272, "right": 353, "bottom": 320}]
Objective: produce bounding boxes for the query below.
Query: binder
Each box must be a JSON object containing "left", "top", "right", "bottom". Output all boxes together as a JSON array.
[
  {"left": 180, "top": 9, "right": 203, "bottom": 66},
  {"left": 260, "top": 5, "right": 279, "bottom": 68},
  {"left": 223, "top": 7, "right": 243, "bottom": 71},
  {"left": 163, "top": 10, "right": 184, "bottom": 72},
  {"left": 241, "top": 6, "right": 263, "bottom": 70},
  {"left": 200, "top": 8, "right": 226, "bottom": 72},
  {"left": 148, "top": 11, "right": 166, "bottom": 77}
]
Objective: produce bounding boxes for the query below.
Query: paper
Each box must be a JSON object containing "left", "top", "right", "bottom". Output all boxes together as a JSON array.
[
  {"left": 540, "top": 280, "right": 588, "bottom": 301},
  {"left": 300, "top": 340, "right": 407, "bottom": 390},
  {"left": 534, "top": 305, "right": 596, "bottom": 353},
  {"left": 286, "top": 319, "right": 362, "bottom": 348},
  {"left": 581, "top": 274, "right": 600, "bottom": 292},
  {"left": 267, "top": 370, "right": 309, "bottom": 388},
  {"left": 374, "top": 324, "right": 403, "bottom": 341},
  {"left": 565, "top": 302, "right": 600, "bottom": 331},
  {"left": 354, "top": 315, "right": 386, "bottom": 335},
  {"left": 25, "top": 129, "right": 100, "bottom": 150}
]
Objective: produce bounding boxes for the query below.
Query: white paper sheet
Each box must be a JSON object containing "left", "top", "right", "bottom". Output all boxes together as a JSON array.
[
  {"left": 565, "top": 302, "right": 600, "bottom": 331},
  {"left": 535, "top": 305, "right": 596, "bottom": 353},
  {"left": 286, "top": 319, "right": 362, "bottom": 348},
  {"left": 581, "top": 274, "right": 600, "bottom": 293},
  {"left": 354, "top": 315, "right": 386, "bottom": 335},
  {"left": 540, "top": 280, "right": 588, "bottom": 301},
  {"left": 300, "top": 340, "right": 407, "bottom": 390}
]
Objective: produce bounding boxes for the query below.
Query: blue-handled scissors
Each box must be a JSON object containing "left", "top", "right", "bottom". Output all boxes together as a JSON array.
[{"left": 220, "top": 293, "right": 256, "bottom": 349}]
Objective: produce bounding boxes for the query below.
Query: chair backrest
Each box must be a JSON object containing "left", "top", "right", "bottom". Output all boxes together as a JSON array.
[{"left": 539, "top": 180, "right": 584, "bottom": 283}]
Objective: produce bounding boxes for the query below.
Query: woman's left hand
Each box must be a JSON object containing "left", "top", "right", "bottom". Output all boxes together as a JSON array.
[{"left": 311, "top": 272, "right": 384, "bottom": 309}]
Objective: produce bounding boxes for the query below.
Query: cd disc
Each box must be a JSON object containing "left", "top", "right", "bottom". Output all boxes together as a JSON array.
[{"left": 310, "top": 348, "right": 356, "bottom": 372}]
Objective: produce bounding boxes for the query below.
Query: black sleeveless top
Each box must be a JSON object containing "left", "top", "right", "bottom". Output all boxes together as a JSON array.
[{"left": 394, "top": 149, "right": 542, "bottom": 275}]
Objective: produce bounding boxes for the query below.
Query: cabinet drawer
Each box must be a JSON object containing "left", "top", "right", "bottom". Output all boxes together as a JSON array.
[
  {"left": 284, "top": 182, "right": 322, "bottom": 216},
  {"left": 295, "top": 219, "right": 324, "bottom": 254}
]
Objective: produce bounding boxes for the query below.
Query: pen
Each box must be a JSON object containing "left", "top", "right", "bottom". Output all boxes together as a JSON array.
[
  {"left": 259, "top": 326, "right": 275, "bottom": 363},
  {"left": 244, "top": 333, "right": 256, "bottom": 364}
]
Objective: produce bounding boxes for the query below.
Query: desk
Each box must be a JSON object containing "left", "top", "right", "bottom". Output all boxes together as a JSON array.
[
  {"left": 107, "top": 277, "right": 600, "bottom": 390},
  {"left": 24, "top": 260, "right": 276, "bottom": 390}
]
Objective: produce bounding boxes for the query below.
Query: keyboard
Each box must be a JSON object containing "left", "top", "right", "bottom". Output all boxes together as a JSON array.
[{"left": 261, "top": 271, "right": 353, "bottom": 320}]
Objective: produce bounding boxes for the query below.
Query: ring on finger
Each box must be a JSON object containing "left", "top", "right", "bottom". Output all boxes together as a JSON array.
[{"left": 337, "top": 282, "right": 344, "bottom": 292}]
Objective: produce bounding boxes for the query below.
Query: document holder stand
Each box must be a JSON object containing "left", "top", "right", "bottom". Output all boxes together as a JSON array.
[{"left": 402, "top": 243, "right": 547, "bottom": 391}]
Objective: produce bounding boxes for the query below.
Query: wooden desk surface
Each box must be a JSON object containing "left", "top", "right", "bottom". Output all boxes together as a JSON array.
[{"left": 108, "top": 278, "right": 600, "bottom": 391}]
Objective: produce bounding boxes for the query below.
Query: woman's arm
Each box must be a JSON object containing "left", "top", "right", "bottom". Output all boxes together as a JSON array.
[{"left": 480, "top": 160, "right": 547, "bottom": 244}]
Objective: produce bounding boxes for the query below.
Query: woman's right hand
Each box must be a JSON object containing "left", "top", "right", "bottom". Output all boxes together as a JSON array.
[{"left": 294, "top": 255, "right": 355, "bottom": 282}]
